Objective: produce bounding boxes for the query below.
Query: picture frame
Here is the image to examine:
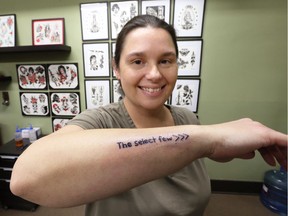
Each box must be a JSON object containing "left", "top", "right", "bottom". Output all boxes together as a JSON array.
[
  {"left": 83, "top": 43, "right": 110, "bottom": 77},
  {"left": 110, "top": 1, "right": 139, "bottom": 39},
  {"left": 171, "top": 78, "right": 201, "bottom": 113},
  {"left": 112, "top": 79, "right": 124, "bottom": 102},
  {"left": 177, "top": 40, "right": 203, "bottom": 76},
  {"left": 52, "top": 117, "right": 71, "bottom": 132},
  {"left": 50, "top": 92, "right": 81, "bottom": 116},
  {"left": 141, "top": 0, "right": 171, "bottom": 24},
  {"left": 173, "top": 0, "right": 205, "bottom": 37},
  {"left": 111, "top": 42, "right": 116, "bottom": 77},
  {"left": 0, "top": 14, "right": 16, "bottom": 47},
  {"left": 47, "top": 63, "right": 79, "bottom": 89},
  {"left": 16, "top": 64, "right": 48, "bottom": 90},
  {"left": 32, "top": 18, "right": 65, "bottom": 45},
  {"left": 80, "top": 2, "right": 109, "bottom": 41},
  {"left": 20, "top": 92, "right": 50, "bottom": 116},
  {"left": 85, "top": 79, "right": 111, "bottom": 109}
]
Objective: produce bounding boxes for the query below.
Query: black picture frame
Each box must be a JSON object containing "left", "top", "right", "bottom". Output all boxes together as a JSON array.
[
  {"left": 52, "top": 117, "right": 72, "bottom": 132},
  {"left": 80, "top": 2, "right": 109, "bottom": 41},
  {"left": 16, "top": 64, "right": 48, "bottom": 90},
  {"left": 47, "top": 63, "right": 79, "bottom": 90},
  {"left": 19, "top": 92, "right": 50, "bottom": 116},
  {"left": 173, "top": 0, "right": 206, "bottom": 38},
  {"left": 50, "top": 92, "right": 81, "bottom": 116},
  {"left": 171, "top": 78, "right": 201, "bottom": 113}
]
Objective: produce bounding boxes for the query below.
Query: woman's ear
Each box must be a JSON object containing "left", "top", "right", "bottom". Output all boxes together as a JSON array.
[{"left": 112, "top": 59, "right": 120, "bottom": 80}]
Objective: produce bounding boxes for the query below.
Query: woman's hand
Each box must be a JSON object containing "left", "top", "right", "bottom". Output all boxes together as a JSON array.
[{"left": 206, "top": 118, "right": 287, "bottom": 169}]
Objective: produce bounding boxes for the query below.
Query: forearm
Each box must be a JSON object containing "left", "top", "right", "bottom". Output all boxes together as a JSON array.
[{"left": 11, "top": 125, "right": 208, "bottom": 207}]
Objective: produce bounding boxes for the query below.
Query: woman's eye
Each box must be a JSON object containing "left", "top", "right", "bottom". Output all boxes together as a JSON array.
[
  {"left": 133, "top": 60, "right": 142, "bottom": 65},
  {"left": 160, "top": 59, "right": 171, "bottom": 64}
]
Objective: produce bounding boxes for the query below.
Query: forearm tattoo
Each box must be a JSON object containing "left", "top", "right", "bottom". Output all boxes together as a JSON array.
[{"left": 116, "top": 134, "right": 189, "bottom": 149}]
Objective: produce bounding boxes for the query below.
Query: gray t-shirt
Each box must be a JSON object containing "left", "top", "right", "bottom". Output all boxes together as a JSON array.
[{"left": 68, "top": 100, "right": 211, "bottom": 216}]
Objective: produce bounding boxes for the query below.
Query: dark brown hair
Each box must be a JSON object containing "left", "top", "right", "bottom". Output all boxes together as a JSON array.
[{"left": 114, "top": 14, "right": 178, "bottom": 68}]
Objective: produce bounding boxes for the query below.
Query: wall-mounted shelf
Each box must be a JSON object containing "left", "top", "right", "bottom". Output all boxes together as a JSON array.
[{"left": 0, "top": 45, "right": 71, "bottom": 53}]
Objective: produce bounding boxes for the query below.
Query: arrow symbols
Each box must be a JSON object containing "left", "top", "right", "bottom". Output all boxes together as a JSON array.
[{"left": 173, "top": 133, "right": 189, "bottom": 142}]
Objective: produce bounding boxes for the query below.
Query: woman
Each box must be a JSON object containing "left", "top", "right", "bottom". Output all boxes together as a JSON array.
[{"left": 11, "top": 15, "right": 287, "bottom": 216}]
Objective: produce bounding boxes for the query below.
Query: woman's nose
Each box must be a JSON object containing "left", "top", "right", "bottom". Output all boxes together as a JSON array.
[{"left": 146, "top": 65, "right": 162, "bottom": 81}]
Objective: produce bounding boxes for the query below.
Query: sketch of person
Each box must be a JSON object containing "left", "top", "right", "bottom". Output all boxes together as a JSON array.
[
  {"left": 130, "top": 3, "right": 137, "bottom": 19},
  {"left": 90, "top": 55, "right": 98, "bottom": 70},
  {"left": 112, "top": 4, "right": 121, "bottom": 33},
  {"left": 158, "top": 6, "right": 165, "bottom": 20},
  {"left": 57, "top": 65, "right": 67, "bottom": 84},
  {"left": 181, "top": 5, "right": 194, "bottom": 30},
  {"left": 27, "top": 67, "right": 37, "bottom": 85}
]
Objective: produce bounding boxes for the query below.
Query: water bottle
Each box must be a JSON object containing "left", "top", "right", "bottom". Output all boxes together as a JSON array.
[
  {"left": 29, "top": 124, "right": 37, "bottom": 143},
  {"left": 260, "top": 167, "right": 287, "bottom": 215}
]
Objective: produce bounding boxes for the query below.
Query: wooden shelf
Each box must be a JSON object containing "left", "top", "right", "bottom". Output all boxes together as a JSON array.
[{"left": 0, "top": 45, "right": 71, "bottom": 53}]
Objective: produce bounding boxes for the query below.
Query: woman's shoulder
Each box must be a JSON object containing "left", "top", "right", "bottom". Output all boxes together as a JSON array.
[{"left": 169, "top": 105, "right": 200, "bottom": 125}]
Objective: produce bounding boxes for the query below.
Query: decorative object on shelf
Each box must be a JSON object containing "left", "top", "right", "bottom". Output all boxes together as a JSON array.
[
  {"left": 141, "top": 0, "right": 171, "bottom": 24},
  {"left": 177, "top": 39, "right": 203, "bottom": 76},
  {"left": 32, "top": 18, "right": 65, "bottom": 46},
  {"left": 110, "top": 1, "right": 139, "bottom": 39},
  {"left": 83, "top": 43, "right": 110, "bottom": 77},
  {"left": 80, "top": 2, "right": 109, "bottom": 41},
  {"left": 19, "top": 92, "right": 50, "bottom": 116},
  {"left": 16, "top": 64, "right": 48, "bottom": 90},
  {"left": 50, "top": 92, "right": 80, "bottom": 116},
  {"left": 47, "top": 63, "right": 79, "bottom": 89},
  {"left": 85, "top": 79, "right": 111, "bottom": 109},
  {"left": 52, "top": 117, "right": 71, "bottom": 132},
  {"left": 171, "top": 78, "right": 201, "bottom": 113},
  {"left": 0, "top": 14, "right": 16, "bottom": 47},
  {"left": 173, "top": 0, "right": 206, "bottom": 37}
]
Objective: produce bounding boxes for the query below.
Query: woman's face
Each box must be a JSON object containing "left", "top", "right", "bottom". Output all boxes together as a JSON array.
[{"left": 114, "top": 27, "right": 178, "bottom": 111}]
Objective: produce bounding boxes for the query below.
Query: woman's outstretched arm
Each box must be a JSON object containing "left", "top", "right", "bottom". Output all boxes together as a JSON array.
[{"left": 10, "top": 118, "right": 287, "bottom": 208}]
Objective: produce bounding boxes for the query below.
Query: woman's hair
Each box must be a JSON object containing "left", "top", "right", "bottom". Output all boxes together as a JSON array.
[{"left": 114, "top": 14, "right": 178, "bottom": 68}]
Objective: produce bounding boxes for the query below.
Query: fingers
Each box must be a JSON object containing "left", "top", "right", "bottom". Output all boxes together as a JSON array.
[
  {"left": 258, "top": 148, "right": 276, "bottom": 167},
  {"left": 258, "top": 146, "right": 287, "bottom": 170}
]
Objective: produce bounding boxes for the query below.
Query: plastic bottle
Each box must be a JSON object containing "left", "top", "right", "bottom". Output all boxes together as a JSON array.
[
  {"left": 29, "top": 124, "right": 37, "bottom": 143},
  {"left": 15, "top": 125, "right": 24, "bottom": 147},
  {"left": 260, "top": 167, "right": 287, "bottom": 215}
]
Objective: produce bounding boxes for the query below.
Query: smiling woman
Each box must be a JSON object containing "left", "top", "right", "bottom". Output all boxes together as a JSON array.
[{"left": 10, "top": 15, "right": 287, "bottom": 216}]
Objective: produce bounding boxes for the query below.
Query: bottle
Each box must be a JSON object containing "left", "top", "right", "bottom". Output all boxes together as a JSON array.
[
  {"left": 29, "top": 124, "right": 37, "bottom": 143},
  {"left": 15, "top": 125, "right": 24, "bottom": 147},
  {"left": 260, "top": 167, "right": 287, "bottom": 215}
]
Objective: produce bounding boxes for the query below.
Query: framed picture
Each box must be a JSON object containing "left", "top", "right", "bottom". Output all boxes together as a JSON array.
[
  {"left": 83, "top": 43, "right": 110, "bottom": 77},
  {"left": 177, "top": 40, "right": 202, "bottom": 76},
  {"left": 173, "top": 0, "right": 205, "bottom": 37},
  {"left": 111, "top": 42, "right": 116, "bottom": 77},
  {"left": 52, "top": 117, "right": 71, "bottom": 132},
  {"left": 32, "top": 18, "right": 65, "bottom": 45},
  {"left": 171, "top": 78, "right": 200, "bottom": 113},
  {"left": 110, "top": 1, "right": 139, "bottom": 39},
  {"left": 20, "top": 92, "right": 50, "bottom": 116},
  {"left": 47, "top": 63, "right": 79, "bottom": 89},
  {"left": 112, "top": 79, "right": 124, "bottom": 102},
  {"left": 80, "top": 2, "right": 109, "bottom": 41},
  {"left": 50, "top": 92, "right": 81, "bottom": 116},
  {"left": 141, "top": 0, "right": 170, "bottom": 24},
  {"left": 0, "top": 14, "right": 16, "bottom": 47},
  {"left": 85, "top": 79, "right": 111, "bottom": 109},
  {"left": 16, "top": 64, "right": 47, "bottom": 90}
]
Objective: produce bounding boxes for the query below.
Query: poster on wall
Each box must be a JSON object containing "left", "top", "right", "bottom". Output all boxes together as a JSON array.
[
  {"left": 171, "top": 78, "right": 200, "bottom": 113},
  {"left": 0, "top": 14, "right": 16, "bottom": 47},
  {"left": 110, "top": 1, "right": 139, "bottom": 39},
  {"left": 112, "top": 79, "right": 123, "bottom": 103},
  {"left": 85, "top": 79, "right": 111, "bottom": 109},
  {"left": 32, "top": 18, "right": 65, "bottom": 45},
  {"left": 16, "top": 64, "right": 47, "bottom": 90},
  {"left": 52, "top": 117, "right": 71, "bottom": 132},
  {"left": 141, "top": 0, "right": 170, "bottom": 24},
  {"left": 80, "top": 2, "right": 109, "bottom": 40},
  {"left": 173, "top": 0, "right": 205, "bottom": 37},
  {"left": 20, "top": 92, "right": 50, "bottom": 116},
  {"left": 47, "top": 63, "right": 79, "bottom": 89},
  {"left": 50, "top": 92, "right": 80, "bottom": 116},
  {"left": 177, "top": 40, "right": 202, "bottom": 76},
  {"left": 83, "top": 43, "right": 110, "bottom": 77}
]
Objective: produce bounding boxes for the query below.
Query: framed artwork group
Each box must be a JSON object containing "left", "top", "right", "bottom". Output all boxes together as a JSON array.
[{"left": 80, "top": 0, "right": 206, "bottom": 113}]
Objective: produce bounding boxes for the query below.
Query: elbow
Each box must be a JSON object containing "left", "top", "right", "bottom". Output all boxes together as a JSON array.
[{"left": 10, "top": 169, "right": 31, "bottom": 200}]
